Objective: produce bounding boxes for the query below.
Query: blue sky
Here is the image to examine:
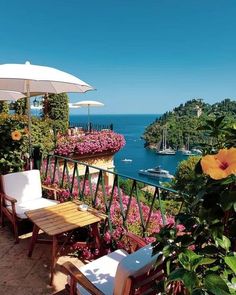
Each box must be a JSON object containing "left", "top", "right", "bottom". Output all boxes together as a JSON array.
[{"left": 0, "top": 0, "right": 236, "bottom": 114}]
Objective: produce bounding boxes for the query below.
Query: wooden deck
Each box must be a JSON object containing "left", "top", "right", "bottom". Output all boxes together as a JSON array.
[{"left": 0, "top": 223, "right": 84, "bottom": 295}]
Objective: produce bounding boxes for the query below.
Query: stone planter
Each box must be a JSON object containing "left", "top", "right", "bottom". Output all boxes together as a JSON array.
[{"left": 59, "top": 152, "right": 115, "bottom": 186}]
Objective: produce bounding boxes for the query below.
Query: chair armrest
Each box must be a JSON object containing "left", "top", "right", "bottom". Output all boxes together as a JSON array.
[
  {"left": 124, "top": 231, "right": 147, "bottom": 249},
  {"left": 42, "top": 185, "right": 61, "bottom": 200},
  {"left": 61, "top": 262, "right": 104, "bottom": 295},
  {"left": 0, "top": 192, "right": 17, "bottom": 204}
]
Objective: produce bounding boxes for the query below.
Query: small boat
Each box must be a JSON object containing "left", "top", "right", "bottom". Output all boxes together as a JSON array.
[
  {"left": 191, "top": 148, "right": 202, "bottom": 155},
  {"left": 121, "top": 158, "right": 133, "bottom": 162},
  {"left": 139, "top": 166, "right": 174, "bottom": 179},
  {"left": 181, "top": 149, "right": 196, "bottom": 156}
]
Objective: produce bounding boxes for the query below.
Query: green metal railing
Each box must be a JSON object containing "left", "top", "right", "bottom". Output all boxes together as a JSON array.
[{"left": 41, "top": 154, "right": 184, "bottom": 238}]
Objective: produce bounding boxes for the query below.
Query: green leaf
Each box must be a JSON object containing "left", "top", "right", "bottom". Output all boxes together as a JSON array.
[
  {"left": 168, "top": 268, "right": 198, "bottom": 292},
  {"left": 197, "top": 258, "right": 216, "bottom": 266},
  {"left": 215, "top": 235, "right": 231, "bottom": 252},
  {"left": 204, "top": 274, "right": 230, "bottom": 295},
  {"left": 225, "top": 256, "right": 236, "bottom": 274}
]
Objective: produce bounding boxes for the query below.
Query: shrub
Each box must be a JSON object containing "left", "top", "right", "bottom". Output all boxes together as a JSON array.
[{"left": 0, "top": 114, "right": 28, "bottom": 174}]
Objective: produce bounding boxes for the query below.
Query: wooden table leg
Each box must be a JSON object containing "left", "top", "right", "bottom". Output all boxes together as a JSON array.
[
  {"left": 50, "top": 235, "right": 58, "bottom": 285},
  {"left": 28, "top": 224, "right": 39, "bottom": 257},
  {"left": 91, "top": 222, "right": 102, "bottom": 252}
]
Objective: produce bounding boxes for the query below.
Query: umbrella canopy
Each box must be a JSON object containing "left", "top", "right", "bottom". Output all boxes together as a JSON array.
[
  {"left": 74, "top": 100, "right": 104, "bottom": 107},
  {"left": 73, "top": 100, "right": 104, "bottom": 130},
  {"left": 0, "top": 61, "right": 93, "bottom": 95},
  {"left": 68, "top": 103, "right": 81, "bottom": 109},
  {"left": 0, "top": 90, "right": 26, "bottom": 101},
  {"left": 0, "top": 61, "right": 94, "bottom": 164}
]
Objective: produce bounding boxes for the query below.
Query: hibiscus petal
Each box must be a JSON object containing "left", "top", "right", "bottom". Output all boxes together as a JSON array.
[
  {"left": 224, "top": 147, "right": 236, "bottom": 165},
  {"left": 201, "top": 155, "right": 220, "bottom": 172},
  {"left": 225, "top": 162, "right": 236, "bottom": 176},
  {"left": 207, "top": 168, "right": 228, "bottom": 180}
]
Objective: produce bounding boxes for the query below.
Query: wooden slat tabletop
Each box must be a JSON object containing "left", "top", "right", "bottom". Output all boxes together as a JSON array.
[{"left": 26, "top": 200, "right": 107, "bottom": 236}]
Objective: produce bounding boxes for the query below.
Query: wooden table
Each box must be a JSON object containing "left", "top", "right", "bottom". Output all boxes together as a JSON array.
[{"left": 26, "top": 200, "right": 107, "bottom": 284}]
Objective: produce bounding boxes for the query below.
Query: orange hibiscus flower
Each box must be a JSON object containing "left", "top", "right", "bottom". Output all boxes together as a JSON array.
[
  {"left": 11, "top": 130, "right": 22, "bottom": 141},
  {"left": 201, "top": 148, "right": 236, "bottom": 180}
]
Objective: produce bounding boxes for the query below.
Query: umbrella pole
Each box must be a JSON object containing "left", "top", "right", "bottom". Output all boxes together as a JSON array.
[
  {"left": 88, "top": 105, "right": 90, "bottom": 132},
  {"left": 26, "top": 80, "right": 32, "bottom": 169}
]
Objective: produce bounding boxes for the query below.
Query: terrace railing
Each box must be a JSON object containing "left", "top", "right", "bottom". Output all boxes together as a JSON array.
[
  {"left": 69, "top": 122, "right": 113, "bottom": 132},
  {"left": 41, "top": 154, "right": 184, "bottom": 238}
]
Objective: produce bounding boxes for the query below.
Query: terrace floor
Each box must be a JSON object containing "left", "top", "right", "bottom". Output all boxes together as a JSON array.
[{"left": 0, "top": 222, "right": 84, "bottom": 295}]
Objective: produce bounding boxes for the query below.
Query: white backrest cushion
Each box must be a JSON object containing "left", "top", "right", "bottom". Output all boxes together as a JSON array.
[
  {"left": 113, "top": 244, "right": 162, "bottom": 295},
  {"left": 1, "top": 169, "right": 42, "bottom": 203}
]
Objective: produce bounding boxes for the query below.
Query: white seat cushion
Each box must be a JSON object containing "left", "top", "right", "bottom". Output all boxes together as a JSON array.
[
  {"left": 7, "top": 198, "right": 59, "bottom": 219},
  {"left": 73, "top": 249, "right": 128, "bottom": 295},
  {"left": 113, "top": 244, "right": 163, "bottom": 295},
  {"left": 2, "top": 169, "right": 42, "bottom": 205}
]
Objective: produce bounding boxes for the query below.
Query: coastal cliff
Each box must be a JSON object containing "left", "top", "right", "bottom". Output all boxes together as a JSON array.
[{"left": 143, "top": 98, "right": 236, "bottom": 150}]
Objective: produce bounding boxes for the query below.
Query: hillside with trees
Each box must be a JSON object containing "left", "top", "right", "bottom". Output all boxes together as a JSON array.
[{"left": 143, "top": 98, "right": 236, "bottom": 150}]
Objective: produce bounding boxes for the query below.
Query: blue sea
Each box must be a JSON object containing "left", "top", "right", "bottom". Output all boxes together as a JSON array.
[{"left": 70, "top": 114, "right": 187, "bottom": 185}]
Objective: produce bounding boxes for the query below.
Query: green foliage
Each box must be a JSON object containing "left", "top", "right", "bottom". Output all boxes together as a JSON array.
[
  {"left": 15, "top": 97, "right": 27, "bottom": 115},
  {"left": 173, "top": 156, "right": 203, "bottom": 195},
  {"left": 0, "top": 114, "right": 28, "bottom": 174},
  {"left": 153, "top": 116, "right": 236, "bottom": 294},
  {"left": 31, "top": 117, "right": 54, "bottom": 156},
  {"left": 0, "top": 101, "right": 9, "bottom": 114},
  {"left": 0, "top": 114, "right": 54, "bottom": 174},
  {"left": 42, "top": 93, "right": 69, "bottom": 133}
]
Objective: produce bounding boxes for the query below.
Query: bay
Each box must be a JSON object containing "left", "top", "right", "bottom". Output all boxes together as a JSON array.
[{"left": 70, "top": 114, "right": 187, "bottom": 185}]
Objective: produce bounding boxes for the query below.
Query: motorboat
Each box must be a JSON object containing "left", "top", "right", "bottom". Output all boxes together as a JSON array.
[
  {"left": 139, "top": 166, "right": 174, "bottom": 179},
  {"left": 181, "top": 149, "right": 196, "bottom": 156},
  {"left": 121, "top": 158, "right": 133, "bottom": 162},
  {"left": 191, "top": 148, "right": 202, "bottom": 155}
]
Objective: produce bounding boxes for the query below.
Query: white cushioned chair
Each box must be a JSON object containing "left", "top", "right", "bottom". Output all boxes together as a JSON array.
[
  {"left": 61, "top": 233, "right": 164, "bottom": 295},
  {"left": 0, "top": 169, "right": 59, "bottom": 243}
]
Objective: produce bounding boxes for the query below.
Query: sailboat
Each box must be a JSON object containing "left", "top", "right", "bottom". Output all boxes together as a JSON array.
[
  {"left": 157, "top": 128, "right": 176, "bottom": 155},
  {"left": 181, "top": 135, "right": 195, "bottom": 156}
]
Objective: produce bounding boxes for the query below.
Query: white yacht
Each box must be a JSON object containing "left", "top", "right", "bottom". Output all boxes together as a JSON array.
[{"left": 139, "top": 166, "right": 174, "bottom": 179}]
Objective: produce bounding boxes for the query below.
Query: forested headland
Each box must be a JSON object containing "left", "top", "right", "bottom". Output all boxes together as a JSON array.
[{"left": 143, "top": 98, "right": 236, "bottom": 150}]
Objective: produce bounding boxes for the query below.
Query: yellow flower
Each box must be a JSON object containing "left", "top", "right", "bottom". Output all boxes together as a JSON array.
[
  {"left": 201, "top": 148, "right": 236, "bottom": 180},
  {"left": 11, "top": 130, "right": 22, "bottom": 141}
]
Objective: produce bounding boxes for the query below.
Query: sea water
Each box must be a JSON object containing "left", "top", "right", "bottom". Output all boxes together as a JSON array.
[{"left": 70, "top": 114, "right": 188, "bottom": 185}]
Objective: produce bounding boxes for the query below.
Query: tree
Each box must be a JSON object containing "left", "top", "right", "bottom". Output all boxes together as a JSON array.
[
  {"left": 15, "top": 97, "right": 27, "bottom": 115},
  {"left": 42, "top": 93, "right": 69, "bottom": 134},
  {"left": 0, "top": 101, "right": 9, "bottom": 113}
]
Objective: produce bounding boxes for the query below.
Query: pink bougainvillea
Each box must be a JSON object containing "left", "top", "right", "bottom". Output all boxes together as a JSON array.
[{"left": 54, "top": 130, "right": 126, "bottom": 157}]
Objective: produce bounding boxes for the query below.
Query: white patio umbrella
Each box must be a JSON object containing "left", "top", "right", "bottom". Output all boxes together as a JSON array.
[
  {"left": 0, "top": 90, "right": 26, "bottom": 100},
  {"left": 68, "top": 102, "right": 81, "bottom": 109},
  {"left": 0, "top": 61, "right": 94, "bottom": 162},
  {"left": 73, "top": 100, "right": 104, "bottom": 130}
]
